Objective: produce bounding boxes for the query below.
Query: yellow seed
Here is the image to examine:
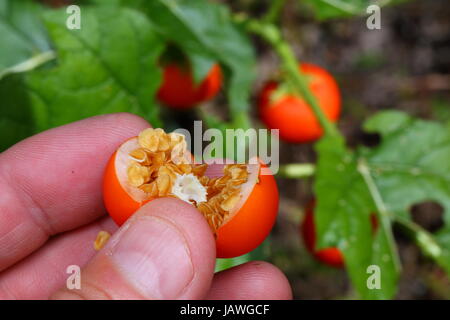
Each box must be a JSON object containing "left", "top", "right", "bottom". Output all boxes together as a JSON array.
[
  {"left": 179, "top": 164, "right": 193, "bottom": 174},
  {"left": 158, "top": 134, "right": 171, "bottom": 152},
  {"left": 127, "top": 163, "right": 151, "bottom": 187},
  {"left": 220, "top": 193, "right": 241, "bottom": 211},
  {"left": 139, "top": 182, "right": 158, "bottom": 196},
  {"left": 159, "top": 165, "right": 177, "bottom": 181},
  {"left": 128, "top": 128, "right": 251, "bottom": 234},
  {"left": 165, "top": 163, "right": 184, "bottom": 175},
  {"left": 192, "top": 164, "right": 208, "bottom": 177},
  {"left": 150, "top": 152, "right": 165, "bottom": 168},
  {"left": 129, "top": 148, "right": 152, "bottom": 165},
  {"left": 171, "top": 140, "right": 189, "bottom": 164},
  {"left": 156, "top": 174, "right": 171, "bottom": 196},
  {"left": 198, "top": 176, "right": 210, "bottom": 186},
  {"left": 168, "top": 132, "right": 185, "bottom": 147},
  {"left": 138, "top": 128, "right": 160, "bottom": 152},
  {"left": 94, "top": 231, "right": 111, "bottom": 251}
]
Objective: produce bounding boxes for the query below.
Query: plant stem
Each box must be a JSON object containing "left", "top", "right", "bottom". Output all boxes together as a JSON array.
[
  {"left": 358, "top": 158, "right": 401, "bottom": 273},
  {"left": 280, "top": 159, "right": 446, "bottom": 270},
  {"left": 359, "top": 158, "right": 446, "bottom": 272},
  {"left": 277, "top": 163, "right": 315, "bottom": 178},
  {"left": 243, "top": 19, "right": 338, "bottom": 137},
  {"left": 231, "top": 110, "right": 251, "bottom": 129},
  {"left": 0, "top": 51, "right": 56, "bottom": 80},
  {"left": 262, "top": 0, "right": 286, "bottom": 24},
  {"left": 394, "top": 216, "right": 443, "bottom": 262}
]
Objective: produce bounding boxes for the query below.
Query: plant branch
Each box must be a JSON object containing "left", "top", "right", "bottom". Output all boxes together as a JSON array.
[
  {"left": 0, "top": 51, "right": 56, "bottom": 80},
  {"left": 277, "top": 163, "right": 315, "bottom": 178},
  {"left": 262, "top": 0, "right": 286, "bottom": 24},
  {"left": 242, "top": 18, "right": 338, "bottom": 137},
  {"left": 359, "top": 158, "right": 446, "bottom": 272},
  {"left": 358, "top": 158, "right": 401, "bottom": 272},
  {"left": 394, "top": 216, "right": 443, "bottom": 262},
  {"left": 279, "top": 159, "right": 446, "bottom": 270}
]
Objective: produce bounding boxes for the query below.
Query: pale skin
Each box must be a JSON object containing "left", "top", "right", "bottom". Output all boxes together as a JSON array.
[{"left": 0, "top": 113, "right": 292, "bottom": 300}]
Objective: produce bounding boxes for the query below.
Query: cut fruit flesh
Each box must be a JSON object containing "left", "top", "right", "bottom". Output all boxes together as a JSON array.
[
  {"left": 103, "top": 128, "right": 279, "bottom": 258},
  {"left": 115, "top": 137, "right": 149, "bottom": 203},
  {"left": 106, "top": 130, "right": 258, "bottom": 231},
  {"left": 201, "top": 162, "right": 261, "bottom": 228}
]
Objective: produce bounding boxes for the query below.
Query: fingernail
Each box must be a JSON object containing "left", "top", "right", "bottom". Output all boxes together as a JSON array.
[{"left": 110, "top": 216, "right": 194, "bottom": 299}]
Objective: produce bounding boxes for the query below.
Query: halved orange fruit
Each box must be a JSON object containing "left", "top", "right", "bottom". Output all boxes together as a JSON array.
[{"left": 103, "top": 128, "right": 279, "bottom": 258}]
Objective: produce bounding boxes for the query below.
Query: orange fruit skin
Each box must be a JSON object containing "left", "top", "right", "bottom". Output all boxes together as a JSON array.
[
  {"left": 103, "top": 151, "right": 145, "bottom": 226},
  {"left": 103, "top": 148, "right": 279, "bottom": 258},
  {"left": 215, "top": 164, "right": 279, "bottom": 258},
  {"left": 157, "top": 63, "right": 222, "bottom": 109},
  {"left": 103, "top": 140, "right": 192, "bottom": 225},
  {"left": 301, "top": 201, "right": 344, "bottom": 268},
  {"left": 259, "top": 63, "right": 341, "bottom": 143}
]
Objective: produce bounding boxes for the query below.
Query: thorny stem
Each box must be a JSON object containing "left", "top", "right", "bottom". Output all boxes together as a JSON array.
[
  {"left": 358, "top": 158, "right": 401, "bottom": 272},
  {"left": 262, "top": 0, "right": 287, "bottom": 24},
  {"left": 240, "top": 17, "right": 338, "bottom": 137}
]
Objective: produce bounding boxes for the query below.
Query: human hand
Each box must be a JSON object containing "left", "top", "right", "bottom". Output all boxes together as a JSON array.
[{"left": 0, "top": 113, "right": 292, "bottom": 300}]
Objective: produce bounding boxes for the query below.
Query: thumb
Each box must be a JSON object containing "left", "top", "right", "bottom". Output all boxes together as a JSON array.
[{"left": 52, "top": 198, "right": 216, "bottom": 300}]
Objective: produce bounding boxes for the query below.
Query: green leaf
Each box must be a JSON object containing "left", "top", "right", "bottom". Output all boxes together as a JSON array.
[
  {"left": 364, "top": 111, "right": 450, "bottom": 274},
  {"left": 215, "top": 255, "right": 250, "bottom": 272},
  {"left": 137, "top": 0, "right": 256, "bottom": 119},
  {"left": 364, "top": 111, "right": 450, "bottom": 219},
  {"left": 432, "top": 98, "right": 450, "bottom": 125},
  {"left": 24, "top": 6, "right": 165, "bottom": 131},
  {"left": 0, "top": 0, "right": 53, "bottom": 79},
  {"left": 302, "top": 0, "right": 408, "bottom": 20},
  {"left": 215, "top": 238, "right": 270, "bottom": 272},
  {"left": 315, "top": 111, "right": 450, "bottom": 298},
  {"left": 314, "top": 135, "right": 399, "bottom": 299},
  {"left": 0, "top": 74, "right": 34, "bottom": 151},
  {"left": 435, "top": 227, "right": 450, "bottom": 273},
  {"left": 188, "top": 52, "right": 216, "bottom": 85}
]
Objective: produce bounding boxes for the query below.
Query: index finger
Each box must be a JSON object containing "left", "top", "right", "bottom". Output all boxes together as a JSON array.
[{"left": 0, "top": 113, "right": 150, "bottom": 271}]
